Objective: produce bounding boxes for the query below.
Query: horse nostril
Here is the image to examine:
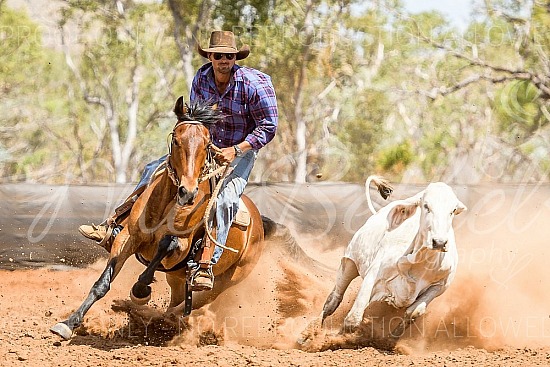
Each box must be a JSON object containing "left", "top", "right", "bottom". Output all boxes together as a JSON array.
[
  {"left": 178, "top": 186, "right": 188, "bottom": 199},
  {"left": 177, "top": 186, "right": 197, "bottom": 205}
]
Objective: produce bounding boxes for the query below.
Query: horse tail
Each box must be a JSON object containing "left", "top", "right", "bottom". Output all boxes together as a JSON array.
[
  {"left": 365, "top": 175, "right": 394, "bottom": 215},
  {"left": 261, "top": 215, "right": 278, "bottom": 238}
]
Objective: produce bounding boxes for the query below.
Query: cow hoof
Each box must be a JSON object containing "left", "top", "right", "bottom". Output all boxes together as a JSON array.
[
  {"left": 409, "top": 302, "right": 427, "bottom": 320},
  {"left": 50, "top": 322, "right": 72, "bottom": 340},
  {"left": 130, "top": 283, "right": 151, "bottom": 305}
]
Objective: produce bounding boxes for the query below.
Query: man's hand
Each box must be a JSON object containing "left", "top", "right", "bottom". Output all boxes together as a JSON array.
[{"left": 212, "top": 146, "right": 236, "bottom": 164}]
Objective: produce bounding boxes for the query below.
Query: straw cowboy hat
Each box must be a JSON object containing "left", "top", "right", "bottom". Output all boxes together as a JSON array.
[{"left": 197, "top": 30, "right": 250, "bottom": 60}]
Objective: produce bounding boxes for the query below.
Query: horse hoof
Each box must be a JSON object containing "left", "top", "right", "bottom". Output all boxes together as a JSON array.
[
  {"left": 50, "top": 322, "right": 72, "bottom": 340},
  {"left": 130, "top": 291, "right": 151, "bottom": 305},
  {"left": 130, "top": 283, "right": 151, "bottom": 305}
]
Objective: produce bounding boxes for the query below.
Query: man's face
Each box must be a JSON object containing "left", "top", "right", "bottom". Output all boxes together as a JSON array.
[{"left": 209, "top": 52, "right": 236, "bottom": 76}]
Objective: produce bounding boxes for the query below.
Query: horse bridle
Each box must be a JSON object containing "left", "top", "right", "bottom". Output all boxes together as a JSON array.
[
  {"left": 165, "top": 119, "right": 238, "bottom": 253},
  {"left": 165, "top": 120, "right": 217, "bottom": 188}
]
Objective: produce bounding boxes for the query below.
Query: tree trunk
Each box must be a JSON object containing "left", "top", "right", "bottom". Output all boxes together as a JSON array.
[
  {"left": 167, "top": 0, "right": 214, "bottom": 92},
  {"left": 293, "top": 0, "right": 314, "bottom": 183}
]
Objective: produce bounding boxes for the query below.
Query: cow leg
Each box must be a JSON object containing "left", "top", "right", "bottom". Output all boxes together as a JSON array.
[
  {"left": 391, "top": 284, "right": 444, "bottom": 338},
  {"left": 298, "top": 258, "right": 358, "bottom": 347},
  {"left": 130, "top": 235, "right": 179, "bottom": 305},
  {"left": 321, "top": 258, "right": 358, "bottom": 324},
  {"left": 342, "top": 269, "right": 378, "bottom": 332}
]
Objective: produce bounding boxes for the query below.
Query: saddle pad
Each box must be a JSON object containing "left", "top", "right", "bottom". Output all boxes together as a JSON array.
[{"left": 234, "top": 198, "right": 251, "bottom": 227}]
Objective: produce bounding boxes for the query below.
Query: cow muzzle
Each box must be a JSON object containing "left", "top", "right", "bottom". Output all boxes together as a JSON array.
[{"left": 431, "top": 238, "right": 448, "bottom": 252}]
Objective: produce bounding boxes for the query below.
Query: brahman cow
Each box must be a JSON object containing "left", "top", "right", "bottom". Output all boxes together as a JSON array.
[{"left": 321, "top": 176, "right": 466, "bottom": 336}]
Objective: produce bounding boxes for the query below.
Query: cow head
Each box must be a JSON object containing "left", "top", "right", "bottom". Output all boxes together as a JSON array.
[
  {"left": 418, "top": 182, "right": 466, "bottom": 252},
  {"left": 386, "top": 183, "right": 466, "bottom": 253}
]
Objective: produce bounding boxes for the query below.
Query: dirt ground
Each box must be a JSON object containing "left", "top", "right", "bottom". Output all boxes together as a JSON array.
[
  {"left": 3, "top": 185, "right": 550, "bottom": 367},
  {"left": 0, "top": 223, "right": 550, "bottom": 367}
]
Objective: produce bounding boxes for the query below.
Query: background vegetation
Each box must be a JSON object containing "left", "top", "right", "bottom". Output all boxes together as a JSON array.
[{"left": 1, "top": 0, "right": 549, "bottom": 185}]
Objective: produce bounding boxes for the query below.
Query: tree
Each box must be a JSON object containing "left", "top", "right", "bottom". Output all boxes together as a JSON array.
[
  {"left": 229, "top": 0, "right": 392, "bottom": 182},
  {"left": 406, "top": 0, "right": 550, "bottom": 182},
  {"left": 166, "top": 0, "right": 216, "bottom": 92},
  {"left": 59, "top": 0, "right": 184, "bottom": 183},
  {"left": 0, "top": 4, "right": 71, "bottom": 182}
]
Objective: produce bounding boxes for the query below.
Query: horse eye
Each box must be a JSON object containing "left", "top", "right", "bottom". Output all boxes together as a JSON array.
[{"left": 423, "top": 203, "right": 430, "bottom": 213}]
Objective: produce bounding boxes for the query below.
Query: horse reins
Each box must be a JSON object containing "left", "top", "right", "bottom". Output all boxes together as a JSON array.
[{"left": 165, "top": 120, "right": 239, "bottom": 254}]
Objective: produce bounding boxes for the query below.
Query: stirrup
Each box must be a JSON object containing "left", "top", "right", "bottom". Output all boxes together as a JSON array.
[{"left": 187, "top": 266, "right": 214, "bottom": 291}]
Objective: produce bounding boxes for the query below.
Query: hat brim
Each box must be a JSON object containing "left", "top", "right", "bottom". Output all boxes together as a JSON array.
[{"left": 197, "top": 44, "right": 250, "bottom": 60}]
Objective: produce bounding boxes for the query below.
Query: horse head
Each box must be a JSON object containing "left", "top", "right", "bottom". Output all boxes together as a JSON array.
[{"left": 169, "top": 96, "right": 222, "bottom": 206}]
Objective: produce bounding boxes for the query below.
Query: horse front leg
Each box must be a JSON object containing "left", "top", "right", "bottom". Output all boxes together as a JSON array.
[
  {"left": 50, "top": 258, "right": 117, "bottom": 339},
  {"left": 130, "top": 235, "right": 180, "bottom": 305},
  {"left": 50, "top": 234, "right": 134, "bottom": 340}
]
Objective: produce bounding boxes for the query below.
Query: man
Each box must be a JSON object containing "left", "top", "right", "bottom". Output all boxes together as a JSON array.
[{"left": 79, "top": 30, "right": 278, "bottom": 290}]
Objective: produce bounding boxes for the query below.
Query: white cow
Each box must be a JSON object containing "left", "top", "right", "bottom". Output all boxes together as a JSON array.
[{"left": 321, "top": 176, "right": 466, "bottom": 336}]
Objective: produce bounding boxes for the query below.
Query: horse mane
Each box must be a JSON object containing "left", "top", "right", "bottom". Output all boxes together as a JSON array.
[{"left": 174, "top": 99, "right": 224, "bottom": 126}]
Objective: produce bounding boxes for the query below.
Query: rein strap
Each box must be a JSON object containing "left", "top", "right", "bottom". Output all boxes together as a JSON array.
[{"left": 164, "top": 119, "right": 239, "bottom": 254}]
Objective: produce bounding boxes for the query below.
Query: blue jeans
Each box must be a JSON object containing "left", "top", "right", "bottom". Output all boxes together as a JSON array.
[
  {"left": 211, "top": 149, "right": 257, "bottom": 264},
  {"left": 134, "top": 154, "right": 169, "bottom": 191},
  {"left": 133, "top": 151, "right": 257, "bottom": 265}
]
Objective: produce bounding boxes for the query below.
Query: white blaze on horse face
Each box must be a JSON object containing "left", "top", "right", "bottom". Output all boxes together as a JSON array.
[
  {"left": 175, "top": 125, "right": 209, "bottom": 192},
  {"left": 420, "top": 183, "right": 461, "bottom": 252}
]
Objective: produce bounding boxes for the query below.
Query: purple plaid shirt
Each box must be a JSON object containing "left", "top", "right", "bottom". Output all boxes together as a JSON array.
[{"left": 190, "top": 63, "right": 278, "bottom": 150}]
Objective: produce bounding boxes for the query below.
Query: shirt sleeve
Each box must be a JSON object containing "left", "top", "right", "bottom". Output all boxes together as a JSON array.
[
  {"left": 189, "top": 73, "right": 200, "bottom": 103},
  {"left": 246, "top": 76, "right": 278, "bottom": 150}
]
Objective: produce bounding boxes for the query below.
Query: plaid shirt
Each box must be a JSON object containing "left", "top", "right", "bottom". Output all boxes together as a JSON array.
[{"left": 190, "top": 63, "right": 278, "bottom": 150}]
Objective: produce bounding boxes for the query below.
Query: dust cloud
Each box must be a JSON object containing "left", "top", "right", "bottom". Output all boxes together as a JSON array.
[{"left": 75, "top": 184, "right": 550, "bottom": 353}]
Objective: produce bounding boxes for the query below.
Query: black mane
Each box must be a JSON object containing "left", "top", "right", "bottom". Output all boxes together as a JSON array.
[{"left": 174, "top": 99, "right": 224, "bottom": 126}]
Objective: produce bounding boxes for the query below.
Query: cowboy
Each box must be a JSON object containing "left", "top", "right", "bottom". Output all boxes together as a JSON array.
[{"left": 79, "top": 30, "right": 278, "bottom": 290}]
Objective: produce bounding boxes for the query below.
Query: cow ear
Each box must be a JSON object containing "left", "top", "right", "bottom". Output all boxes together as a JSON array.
[
  {"left": 387, "top": 203, "right": 418, "bottom": 231},
  {"left": 173, "top": 96, "right": 187, "bottom": 117},
  {"left": 211, "top": 103, "right": 218, "bottom": 110},
  {"left": 455, "top": 200, "right": 467, "bottom": 215}
]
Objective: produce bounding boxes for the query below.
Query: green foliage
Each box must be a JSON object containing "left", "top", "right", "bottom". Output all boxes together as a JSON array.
[
  {"left": 377, "top": 140, "right": 413, "bottom": 174},
  {"left": 0, "top": 7, "right": 46, "bottom": 97},
  {"left": 56, "top": 1, "right": 184, "bottom": 183},
  {"left": 494, "top": 80, "right": 546, "bottom": 143},
  {"left": 335, "top": 90, "right": 391, "bottom": 182},
  {"left": 0, "top": 6, "right": 73, "bottom": 182},
  {"left": 2, "top": 0, "right": 550, "bottom": 184}
]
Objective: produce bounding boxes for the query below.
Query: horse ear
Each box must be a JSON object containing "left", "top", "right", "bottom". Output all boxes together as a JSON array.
[{"left": 173, "top": 96, "right": 188, "bottom": 117}]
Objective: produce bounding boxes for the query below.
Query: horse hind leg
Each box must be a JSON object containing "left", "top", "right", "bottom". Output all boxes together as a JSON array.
[{"left": 130, "top": 235, "right": 179, "bottom": 305}]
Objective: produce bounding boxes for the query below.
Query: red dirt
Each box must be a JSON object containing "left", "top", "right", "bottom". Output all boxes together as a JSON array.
[
  {"left": 2, "top": 247, "right": 550, "bottom": 366},
  {"left": 3, "top": 185, "right": 550, "bottom": 366}
]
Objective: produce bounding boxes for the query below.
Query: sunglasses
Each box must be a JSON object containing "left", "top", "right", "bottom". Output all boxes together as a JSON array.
[{"left": 213, "top": 53, "right": 236, "bottom": 60}]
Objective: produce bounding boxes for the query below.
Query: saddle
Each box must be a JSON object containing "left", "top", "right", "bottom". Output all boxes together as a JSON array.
[
  {"left": 233, "top": 198, "right": 250, "bottom": 228},
  {"left": 110, "top": 192, "right": 251, "bottom": 231}
]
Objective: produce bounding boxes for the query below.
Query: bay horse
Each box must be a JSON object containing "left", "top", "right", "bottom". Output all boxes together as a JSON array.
[{"left": 50, "top": 97, "right": 265, "bottom": 340}]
